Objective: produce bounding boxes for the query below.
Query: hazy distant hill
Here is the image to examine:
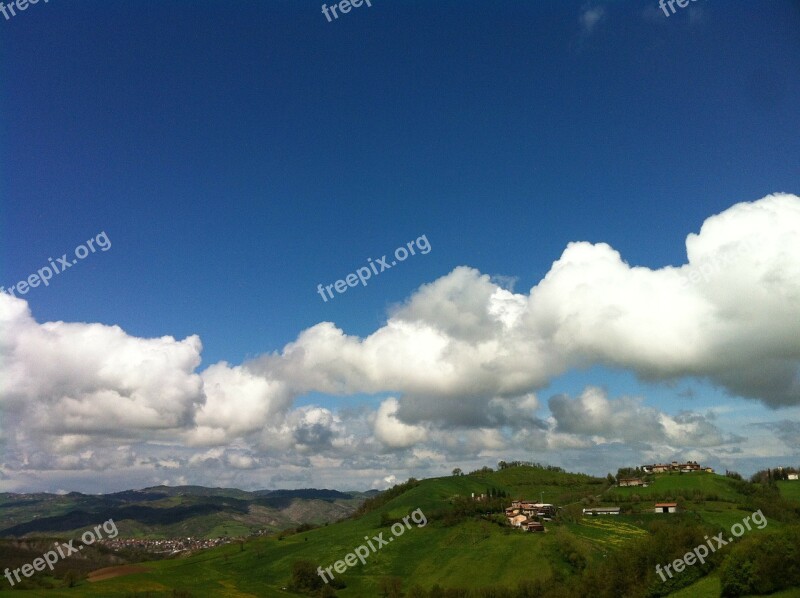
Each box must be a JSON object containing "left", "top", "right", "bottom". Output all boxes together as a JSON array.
[{"left": 0, "top": 486, "right": 371, "bottom": 539}]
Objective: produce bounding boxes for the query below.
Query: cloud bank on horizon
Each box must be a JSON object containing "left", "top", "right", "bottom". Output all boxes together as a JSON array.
[{"left": 1, "top": 193, "right": 799, "bottom": 491}]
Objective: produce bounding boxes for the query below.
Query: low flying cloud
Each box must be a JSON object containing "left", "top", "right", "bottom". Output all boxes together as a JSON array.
[
  {"left": 1, "top": 193, "right": 798, "bottom": 490},
  {"left": 549, "top": 387, "right": 741, "bottom": 447},
  {"left": 749, "top": 420, "right": 800, "bottom": 449}
]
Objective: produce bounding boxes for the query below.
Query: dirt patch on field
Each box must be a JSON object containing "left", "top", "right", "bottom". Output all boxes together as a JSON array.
[{"left": 87, "top": 565, "right": 149, "bottom": 582}]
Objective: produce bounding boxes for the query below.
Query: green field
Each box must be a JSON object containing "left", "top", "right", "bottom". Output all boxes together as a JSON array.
[
  {"left": 778, "top": 480, "right": 800, "bottom": 503},
  {"left": 606, "top": 471, "right": 742, "bottom": 502},
  {"left": 5, "top": 467, "right": 799, "bottom": 597},
  {"left": 669, "top": 576, "right": 800, "bottom": 598}
]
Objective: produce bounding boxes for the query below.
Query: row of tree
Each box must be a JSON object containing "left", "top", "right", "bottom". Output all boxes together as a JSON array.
[
  {"left": 451, "top": 461, "right": 568, "bottom": 476},
  {"left": 750, "top": 466, "right": 799, "bottom": 483}
]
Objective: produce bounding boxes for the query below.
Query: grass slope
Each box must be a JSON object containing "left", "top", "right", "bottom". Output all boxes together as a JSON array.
[
  {"left": 10, "top": 468, "right": 797, "bottom": 597},
  {"left": 778, "top": 480, "right": 800, "bottom": 504}
]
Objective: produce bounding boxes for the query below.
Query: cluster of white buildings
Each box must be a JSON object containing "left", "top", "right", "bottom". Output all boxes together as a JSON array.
[
  {"left": 98, "top": 536, "right": 232, "bottom": 555},
  {"left": 504, "top": 500, "right": 556, "bottom": 532},
  {"left": 641, "top": 461, "right": 714, "bottom": 474}
]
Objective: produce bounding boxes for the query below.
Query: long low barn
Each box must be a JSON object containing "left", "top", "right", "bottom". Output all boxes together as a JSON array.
[{"left": 583, "top": 507, "right": 620, "bottom": 515}]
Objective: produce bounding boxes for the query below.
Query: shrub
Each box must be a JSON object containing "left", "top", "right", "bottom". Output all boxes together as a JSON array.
[{"left": 289, "top": 559, "right": 324, "bottom": 594}]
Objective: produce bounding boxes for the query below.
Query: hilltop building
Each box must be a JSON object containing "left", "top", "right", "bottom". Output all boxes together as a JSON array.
[{"left": 641, "top": 461, "right": 711, "bottom": 474}]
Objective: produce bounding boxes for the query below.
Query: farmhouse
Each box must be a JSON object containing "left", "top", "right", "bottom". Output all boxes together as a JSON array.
[
  {"left": 654, "top": 502, "right": 678, "bottom": 514},
  {"left": 644, "top": 464, "right": 671, "bottom": 473},
  {"left": 519, "top": 502, "right": 556, "bottom": 518},
  {"left": 618, "top": 478, "right": 645, "bottom": 487},
  {"left": 508, "top": 500, "right": 556, "bottom": 518},
  {"left": 583, "top": 507, "right": 620, "bottom": 516},
  {"left": 506, "top": 499, "right": 555, "bottom": 532},
  {"left": 526, "top": 521, "right": 545, "bottom": 532},
  {"left": 788, "top": 473, "right": 799, "bottom": 481},
  {"left": 509, "top": 514, "right": 528, "bottom": 527}
]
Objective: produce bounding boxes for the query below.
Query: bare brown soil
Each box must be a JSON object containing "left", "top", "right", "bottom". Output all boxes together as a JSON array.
[{"left": 87, "top": 564, "right": 149, "bottom": 582}]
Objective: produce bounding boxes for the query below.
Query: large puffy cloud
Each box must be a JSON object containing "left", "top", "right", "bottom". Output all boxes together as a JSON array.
[
  {"left": 245, "top": 193, "right": 800, "bottom": 415},
  {"left": 188, "top": 363, "right": 293, "bottom": 446},
  {"left": 0, "top": 298, "right": 204, "bottom": 435},
  {"left": 1, "top": 193, "right": 798, "bottom": 490},
  {"left": 529, "top": 193, "right": 800, "bottom": 404}
]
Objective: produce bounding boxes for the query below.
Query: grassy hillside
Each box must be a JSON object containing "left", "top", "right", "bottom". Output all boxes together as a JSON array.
[
  {"left": 5, "top": 467, "right": 799, "bottom": 597},
  {"left": 606, "top": 471, "right": 742, "bottom": 502},
  {"left": 778, "top": 480, "right": 800, "bottom": 503}
]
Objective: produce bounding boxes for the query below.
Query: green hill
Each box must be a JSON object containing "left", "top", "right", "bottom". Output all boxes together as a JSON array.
[{"left": 5, "top": 466, "right": 800, "bottom": 597}]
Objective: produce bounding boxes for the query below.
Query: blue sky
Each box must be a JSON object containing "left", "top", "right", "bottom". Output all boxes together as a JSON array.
[{"left": 1, "top": 0, "right": 799, "bottom": 492}]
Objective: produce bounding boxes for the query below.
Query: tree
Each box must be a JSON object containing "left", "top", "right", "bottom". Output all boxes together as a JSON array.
[
  {"left": 289, "top": 559, "right": 323, "bottom": 593},
  {"left": 407, "top": 586, "right": 427, "bottom": 598},
  {"left": 320, "top": 585, "right": 337, "bottom": 598},
  {"left": 378, "top": 576, "right": 403, "bottom": 598},
  {"left": 452, "top": 467, "right": 463, "bottom": 476},
  {"left": 63, "top": 570, "right": 78, "bottom": 588},
  {"left": 429, "top": 585, "right": 445, "bottom": 598}
]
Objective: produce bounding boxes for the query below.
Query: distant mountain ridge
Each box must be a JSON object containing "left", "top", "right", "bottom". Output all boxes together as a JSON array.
[{"left": 0, "top": 486, "right": 374, "bottom": 539}]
